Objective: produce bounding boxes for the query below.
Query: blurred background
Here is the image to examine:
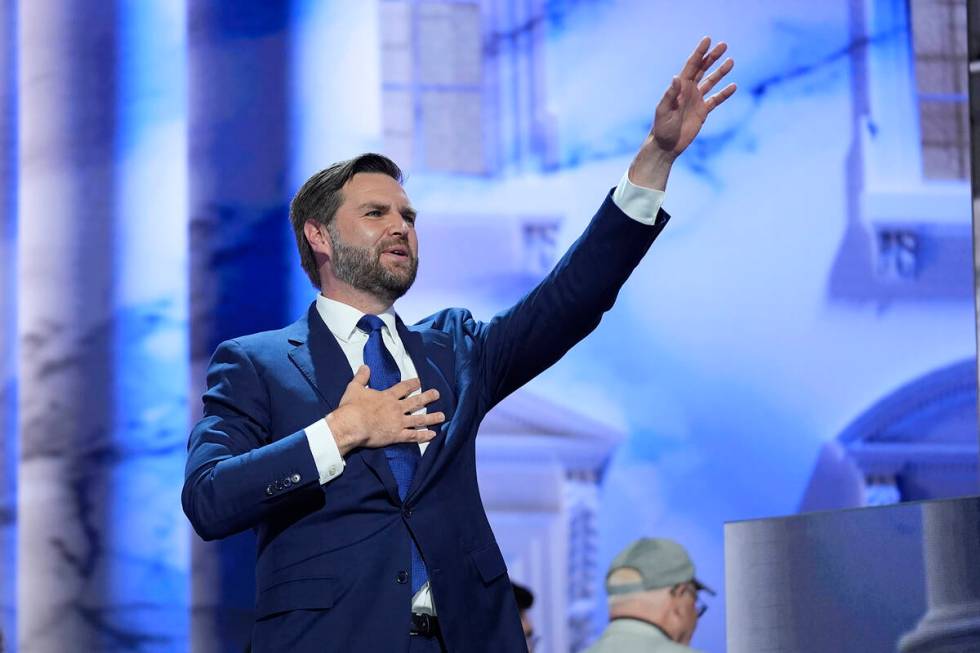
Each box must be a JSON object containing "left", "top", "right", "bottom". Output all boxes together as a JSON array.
[{"left": 0, "top": 0, "right": 977, "bottom": 651}]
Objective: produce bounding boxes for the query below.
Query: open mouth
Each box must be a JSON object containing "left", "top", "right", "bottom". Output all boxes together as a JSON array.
[{"left": 382, "top": 246, "right": 410, "bottom": 259}]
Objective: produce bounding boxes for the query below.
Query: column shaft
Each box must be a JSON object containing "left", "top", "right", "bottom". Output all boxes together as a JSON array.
[
  {"left": 18, "top": 3, "right": 118, "bottom": 650},
  {"left": 18, "top": 2, "right": 190, "bottom": 650},
  {"left": 900, "top": 498, "right": 980, "bottom": 652},
  {"left": 0, "top": 0, "right": 17, "bottom": 647},
  {"left": 187, "top": 2, "right": 294, "bottom": 650}
]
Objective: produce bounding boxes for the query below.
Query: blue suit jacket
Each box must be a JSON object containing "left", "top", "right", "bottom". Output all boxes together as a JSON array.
[{"left": 182, "top": 193, "right": 669, "bottom": 652}]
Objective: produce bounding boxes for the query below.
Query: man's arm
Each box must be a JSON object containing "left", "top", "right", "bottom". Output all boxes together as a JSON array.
[
  {"left": 472, "top": 37, "right": 737, "bottom": 407},
  {"left": 473, "top": 193, "right": 668, "bottom": 407},
  {"left": 182, "top": 339, "right": 321, "bottom": 540},
  {"left": 628, "top": 36, "right": 736, "bottom": 191}
]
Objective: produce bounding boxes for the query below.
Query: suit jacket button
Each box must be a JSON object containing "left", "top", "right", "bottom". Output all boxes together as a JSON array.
[
  {"left": 265, "top": 484, "right": 274, "bottom": 496},
  {"left": 291, "top": 473, "right": 301, "bottom": 483},
  {"left": 274, "top": 480, "right": 283, "bottom": 490},
  {"left": 402, "top": 507, "right": 413, "bottom": 518},
  {"left": 396, "top": 571, "right": 409, "bottom": 584},
  {"left": 282, "top": 477, "right": 292, "bottom": 488}
]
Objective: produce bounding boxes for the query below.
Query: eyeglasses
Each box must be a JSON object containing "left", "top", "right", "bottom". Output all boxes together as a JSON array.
[
  {"left": 695, "top": 597, "right": 708, "bottom": 618},
  {"left": 674, "top": 583, "right": 708, "bottom": 618}
]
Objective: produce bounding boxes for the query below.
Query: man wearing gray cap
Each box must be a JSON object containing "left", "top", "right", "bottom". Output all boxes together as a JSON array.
[{"left": 584, "top": 538, "right": 714, "bottom": 652}]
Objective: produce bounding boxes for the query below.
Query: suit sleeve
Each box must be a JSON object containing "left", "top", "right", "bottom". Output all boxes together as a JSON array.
[
  {"left": 477, "top": 191, "right": 670, "bottom": 407},
  {"left": 182, "top": 338, "right": 321, "bottom": 541}
]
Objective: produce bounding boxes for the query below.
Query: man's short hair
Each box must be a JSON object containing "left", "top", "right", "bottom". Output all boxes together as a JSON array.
[
  {"left": 289, "top": 153, "right": 404, "bottom": 288},
  {"left": 606, "top": 567, "right": 656, "bottom": 605}
]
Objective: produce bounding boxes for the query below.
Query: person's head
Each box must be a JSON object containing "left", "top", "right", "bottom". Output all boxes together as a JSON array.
[
  {"left": 604, "top": 538, "right": 712, "bottom": 645},
  {"left": 290, "top": 153, "right": 418, "bottom": 307},
  {"left": 512, "top": 582, "right": 537, "bottom": 650}
]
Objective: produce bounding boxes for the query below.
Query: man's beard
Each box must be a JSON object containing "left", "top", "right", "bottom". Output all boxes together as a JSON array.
[{"left": 326, "top": 222, "right": 418, "bottom": 305}]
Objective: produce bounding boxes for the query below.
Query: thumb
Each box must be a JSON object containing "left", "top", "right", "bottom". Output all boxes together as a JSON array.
[
  {"left": 662, "top": 76, "right": 681, "bottom": 108},
  {"left": 352, "top": 364, "right": 371, "bottom": 386}
]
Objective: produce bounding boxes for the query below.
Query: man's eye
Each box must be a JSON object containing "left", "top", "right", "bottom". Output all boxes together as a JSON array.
[
  {"left": 404, "top": 215, "right": 416, "bottom": 225},
  {"left": 366, "top": 210, "right": 382, "bottom": 217}
]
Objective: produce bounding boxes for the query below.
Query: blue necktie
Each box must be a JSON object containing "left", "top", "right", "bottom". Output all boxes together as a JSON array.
[{"left": 357, "top": 314, "right": 429, "bottom": 594}]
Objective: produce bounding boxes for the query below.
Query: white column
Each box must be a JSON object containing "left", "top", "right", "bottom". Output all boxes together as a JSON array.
[
  {"left": 18, "top": 2, "right": 189, "bottom": 650},
  {"left": 725, "top": 519, "right": 804, "bottom": 653},
  {"left": 17, "top": 2, "right": 119, "bottom": 650},
  {"left": 566, "top": 471, "right": 600, "bottom": 653},
  {"left": 0, "top": 0, "right": 17, "bottom": 647},
  {"left": 899, "top": 498, "right": 980, "bottom": 652}
]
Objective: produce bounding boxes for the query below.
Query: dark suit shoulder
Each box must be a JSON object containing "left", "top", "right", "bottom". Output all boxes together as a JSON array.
[
  {"left": 411, "top": 307, "right": 481, "bottom": 339},
  {"left": 223, "top": 330, "right": 288, "bottom": 354},
  {"left": 408, "top": 308, "right": 487, "bottom": 377},
  {"left": 213, "top": 313, "right": 308, "bottom": 366}
]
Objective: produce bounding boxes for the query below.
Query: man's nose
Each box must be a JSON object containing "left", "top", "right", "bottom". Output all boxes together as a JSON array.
[{"left": 386, "top": 212, "right": 410, "bottom": 234}]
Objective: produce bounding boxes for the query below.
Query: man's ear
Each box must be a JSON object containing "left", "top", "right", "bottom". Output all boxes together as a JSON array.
[
  {"left": 304, "top": 220, "right": 333, "bottom": 259},
  {"left": 667, "top": 586, "right": 686, "bottom": 618}
]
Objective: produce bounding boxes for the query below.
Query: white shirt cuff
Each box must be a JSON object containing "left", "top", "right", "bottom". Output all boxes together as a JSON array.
[
  {"left": 612, "top": 170, "right": 666, "bottom": 225},
  {"left": 305, "top": 419, "right": 346, "bottom": 484}
]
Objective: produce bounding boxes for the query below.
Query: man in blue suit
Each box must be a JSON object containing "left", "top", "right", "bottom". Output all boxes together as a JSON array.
[{"left": 183, "top": 38, "right": 736, "bottom": 653}]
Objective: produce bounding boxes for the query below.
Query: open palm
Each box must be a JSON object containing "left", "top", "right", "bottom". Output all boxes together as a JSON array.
[{"left": 652, "top": 37, "right": 736, "bottom": 157}]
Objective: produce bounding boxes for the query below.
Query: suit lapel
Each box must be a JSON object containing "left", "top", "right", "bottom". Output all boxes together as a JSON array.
[
  {"left": 398, "top": 321, "right": 455, "bottom": 501},
  {"left": 287, "top": 303, "right": 401, "bottom": 504},
  {"left": 286, "top": 305, "right": 351, "bottom": 408}
]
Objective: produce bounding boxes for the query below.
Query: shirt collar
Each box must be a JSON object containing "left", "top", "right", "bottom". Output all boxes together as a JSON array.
[
  {"left": 607, "top": 617, "right": 673, "bottom": 641},
  {"left": 315, "top": 294, "right": 399, "bottom": 343}
]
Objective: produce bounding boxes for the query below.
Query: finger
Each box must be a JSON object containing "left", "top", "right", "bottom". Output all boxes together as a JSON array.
[
  {"left": 679, "top": 36, "right": 711, "bottom": 80},
  {"left": 402, "top": 388, "right": 440, "bottom": 412},
  {"left": 694, "top": 42, "right": 728, "bottom": 83},
  {"left": 416, "top": 411, "right": 445, "bottom": 427},
  {"left": 402, "top": 411, "right": 445, "bottom": 431},
  {"left": 659, "top": 76, "right": 682, "bottom": 111},
  {"left": 402, "top": 412, "right": 446, "bottom": 430},
  {"left": 705, "top": 83, "right": 737, "bottom": 113},
  {"left": 389, "top": 377, "right": 422, "bottom": 398},
  {"left": 351, "top": 365, "right": 371, "bottom": 386},
  {"left": 698, "top": 58, "right": 734, "bottom": 96},
  {"left": 401, "top": 428, "right": 437, "bottom": 442}
]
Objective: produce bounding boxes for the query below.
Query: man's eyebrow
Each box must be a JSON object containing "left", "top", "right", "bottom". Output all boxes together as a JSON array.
[
  {"left": 356, "top": 202, "right": 417, "bottom": 220},
  {"left": 357, "top": 202, "right": 389, "bottom": 211}
]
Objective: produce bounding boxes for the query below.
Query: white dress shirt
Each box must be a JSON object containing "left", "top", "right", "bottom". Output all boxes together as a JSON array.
[{"left": 303, "top": 171, "right": 665, "bottom": 614}]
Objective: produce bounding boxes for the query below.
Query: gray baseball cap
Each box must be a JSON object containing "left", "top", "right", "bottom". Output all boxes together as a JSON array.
[{"left": 605, "top": 538, "right": 715, "bottom": 596}]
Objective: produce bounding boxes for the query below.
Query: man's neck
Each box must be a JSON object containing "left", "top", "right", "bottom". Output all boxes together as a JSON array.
[
  {"left": 608, "top": 605, "right": 675, "bottom": 642},
  {"left": 320, "top": 283, "right": 393, "bottom": 316},
  {"left": 610, "top": 616, "right": 672, "bottom": 640}
]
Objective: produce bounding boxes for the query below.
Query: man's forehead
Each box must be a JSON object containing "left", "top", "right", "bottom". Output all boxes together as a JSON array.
[{"left": 344, "top": 172, "right": 411, "bottom": 203}]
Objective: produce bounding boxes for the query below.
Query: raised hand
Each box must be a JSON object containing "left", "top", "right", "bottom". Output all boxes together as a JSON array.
[
  {"left": 629, "top": 36, "right": 737, "bottom": 190},
  {"left": 327, "top": 365, "right": 446, "bottom": 456}
]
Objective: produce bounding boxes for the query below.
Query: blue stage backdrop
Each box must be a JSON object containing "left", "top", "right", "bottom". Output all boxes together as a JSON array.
[{"left": 0, "top": 1, "right": 975, "bottom": 651}]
